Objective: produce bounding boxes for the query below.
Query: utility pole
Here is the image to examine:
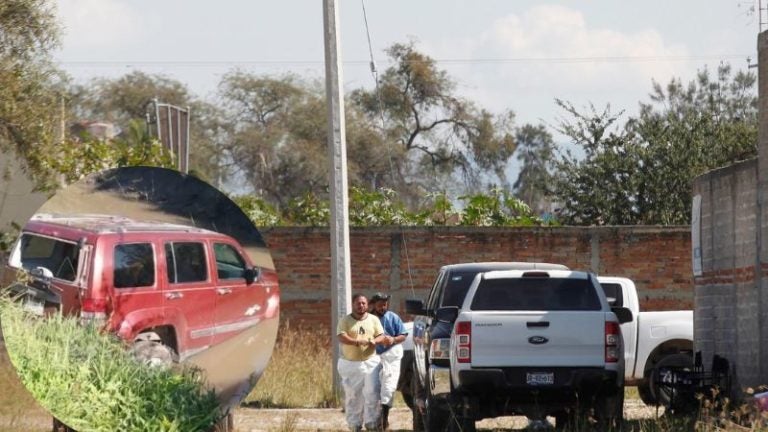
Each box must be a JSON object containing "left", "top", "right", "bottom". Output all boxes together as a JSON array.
[{"left": 323, "top": 0, "right": 351, "bottom": 397}]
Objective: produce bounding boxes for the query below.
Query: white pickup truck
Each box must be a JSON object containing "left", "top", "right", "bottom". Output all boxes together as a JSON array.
[
  {"left": 407, "top": 267, "right": 631, "bottom": 431},
  {"left": 597, "top": 276, "right": 693, "bottom": 407}
]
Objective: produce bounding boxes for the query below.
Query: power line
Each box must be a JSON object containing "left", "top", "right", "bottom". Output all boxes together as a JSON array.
[{"left": 57, "top": 54, "right": 753, "bottom": 68}]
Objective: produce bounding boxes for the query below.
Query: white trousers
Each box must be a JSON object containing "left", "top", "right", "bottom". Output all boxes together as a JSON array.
[
  {"left": 377, "top": 344, "right": 403, "bottom": 406},
  {"left": 338, "top": 356, "right": 381, "bottom": 429}
]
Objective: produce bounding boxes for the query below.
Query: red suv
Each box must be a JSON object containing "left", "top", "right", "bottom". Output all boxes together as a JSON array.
[{"left": 7, "top": 213, "right": 280, "bottom": 362}]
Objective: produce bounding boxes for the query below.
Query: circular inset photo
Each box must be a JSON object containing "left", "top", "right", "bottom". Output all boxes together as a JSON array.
[{"left": 0, "top": 166, "right": 280, "bottom": 432}]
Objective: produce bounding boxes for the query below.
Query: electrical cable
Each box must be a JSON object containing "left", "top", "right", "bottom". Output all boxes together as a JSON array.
[{"left": 360, "top": 0, "right": 416, "bottom": 298}]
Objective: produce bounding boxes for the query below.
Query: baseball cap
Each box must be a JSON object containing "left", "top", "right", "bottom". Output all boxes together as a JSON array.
[{"left": 370, "top": 292, "right": 391, "bottom": 302}]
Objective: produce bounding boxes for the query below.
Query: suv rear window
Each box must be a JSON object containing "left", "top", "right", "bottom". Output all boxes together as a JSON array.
[
  {"left": 471, "top": 277, "right": 601, "bottom": 311},
  {"left": 114, "top": 243, "right": 155, "bottom": 288}
]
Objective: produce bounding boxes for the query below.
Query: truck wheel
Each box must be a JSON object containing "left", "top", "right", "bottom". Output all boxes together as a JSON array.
[
  {"left": 411, "top": 376, "right": 425, "bottom": 432},
  {"left": 649, "top": 353, "right": 694, "bottom": 412},
  {"left": 398, "top": 350, "right": 415, "bottom": 410},
  {"left": 637, "top": 378, "right": 657, "bottom": 406}
]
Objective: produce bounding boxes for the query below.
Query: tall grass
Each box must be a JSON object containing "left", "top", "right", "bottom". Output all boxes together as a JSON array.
[
  {"left": 0, "top": 296, "right": 221, "bottom": 432},
  {"left": 245, "top": 321, "right": 337, "bottom": 408}
]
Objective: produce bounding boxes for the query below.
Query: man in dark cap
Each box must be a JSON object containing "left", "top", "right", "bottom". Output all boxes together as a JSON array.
[{"left": 369, "top": 292, "right": 408, "bottom": 431}]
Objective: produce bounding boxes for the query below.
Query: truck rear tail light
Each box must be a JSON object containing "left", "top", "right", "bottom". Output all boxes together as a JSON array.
[
  {"left": 605, "top": 321, "right": 620, "bottom": 363},
  {"left": 455, "top": 321, "right": 472, "bottom": 363},
  {"left": 80, "top": 298, "right": 108, "bottom": 324},
  {"left": 430, "top": 339, "right": 451, "bottom": 360}
]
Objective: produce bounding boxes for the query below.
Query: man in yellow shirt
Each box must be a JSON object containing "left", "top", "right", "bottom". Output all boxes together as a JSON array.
[{"left": 337, "top": 293, "right": 387, "bottom": 431}]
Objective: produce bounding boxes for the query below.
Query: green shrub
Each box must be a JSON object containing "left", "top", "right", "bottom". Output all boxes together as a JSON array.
[{"left": 0, "top": 297, "right": 221, "bottom": 432}]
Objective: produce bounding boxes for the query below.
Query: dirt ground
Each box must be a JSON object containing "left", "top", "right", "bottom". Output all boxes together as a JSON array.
[
  {"left": 0, "top": 398, "right": 661, "bottom": 432},
  {"left": 233, "top": 398, "right": 663, "bottom": 432}
]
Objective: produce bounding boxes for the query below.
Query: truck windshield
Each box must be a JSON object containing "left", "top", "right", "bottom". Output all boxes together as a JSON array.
[
  {"left": 17, "top": 234, "right": 79, "bottom": 282},
  {"left": 471, "top": 278, "right": 601, "bottom": 311}
]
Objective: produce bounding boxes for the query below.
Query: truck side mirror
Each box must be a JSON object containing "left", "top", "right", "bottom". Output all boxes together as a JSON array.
[
  {"left": 405, "top": 299, "right": 427, "bottom": 315},
  {"left": 435, "top": 306, "right": 459, "bottom": 323},
  {"left": 612, "top": 307, "right": 633, "bottom": 324},
  {"left": 244, "top": 267, "right": 260, "bottom": 284}
]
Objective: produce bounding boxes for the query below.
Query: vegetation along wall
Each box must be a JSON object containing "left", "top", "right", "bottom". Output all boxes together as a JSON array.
[{"left": 262, "top": 226, "right": 693, "bottom": 327}]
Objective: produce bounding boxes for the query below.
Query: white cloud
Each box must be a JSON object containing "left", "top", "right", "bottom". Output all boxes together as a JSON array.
[
  {"left": 55, "top": 0, "right": 145, "bottom": 52},
  {"left": 423, "top": 4, "right": 692, "bottom": 123}
]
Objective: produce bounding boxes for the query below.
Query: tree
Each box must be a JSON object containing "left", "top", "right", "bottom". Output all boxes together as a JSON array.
[
  {"left": 550, "top": 100, "right": 641, "bottom": 225},
  {"left": 217, "top": 72, "right": 327, "bottom": 206},
  {"left": 351, "top": 42, "right": 517, "bottom": 202},
  {"left": 550, "top": 64, "right": 757, "bottom": 225},
  {"left": 217, "top": 71, "right": 393, "bottom": 208},
  {"left": 512, "top": 124, "right": 556, "bottom": 213},
  {"left": 0, "top": 0, "right": 65, "bottom": 186}
]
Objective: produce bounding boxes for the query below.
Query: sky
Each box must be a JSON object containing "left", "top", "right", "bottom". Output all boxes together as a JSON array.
[{"left": 53, "top": 0, "right": 760, "bottom": 129}]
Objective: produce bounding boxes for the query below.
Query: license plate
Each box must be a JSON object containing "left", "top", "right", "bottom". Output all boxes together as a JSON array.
[
  {"left": 23, "top": 297, "right": 44, "bottom": 316},
  {"left": 526, "top": 372, "right": 554, "bottom": 385}
]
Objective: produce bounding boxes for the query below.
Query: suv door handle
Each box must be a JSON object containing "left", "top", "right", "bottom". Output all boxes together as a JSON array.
[
  {"left": 527, "top": 321, "right": 549, "bottom": 328},
  {"left": 217, "top": 288, "right": 232, "bottom": 295},
  {"left": 166, "top": 292, "right": 183, "bottom": 300}
]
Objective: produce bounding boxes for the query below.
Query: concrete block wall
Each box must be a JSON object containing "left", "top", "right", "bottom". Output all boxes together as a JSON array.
[
  {"left": 262, "top": 226, "right": 693, "bottom": 328},
  {"left": 693, "top": 159, "right": 761, "bottom": 389}
]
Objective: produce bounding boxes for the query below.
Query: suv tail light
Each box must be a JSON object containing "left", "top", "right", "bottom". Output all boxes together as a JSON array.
[
  {"left": 81, "top": 298, "right": 108, "bottom": 324},
  {"left": 455, "top": 321, "right": 472, "bottom": 363},
  {"left": 605, "top": 321, "right": 620, "bottom": 363}
]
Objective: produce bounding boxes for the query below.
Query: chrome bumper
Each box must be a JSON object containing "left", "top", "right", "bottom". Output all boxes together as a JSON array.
[{"left": 429, "top": 364, "right": 451, "bottom": 395}]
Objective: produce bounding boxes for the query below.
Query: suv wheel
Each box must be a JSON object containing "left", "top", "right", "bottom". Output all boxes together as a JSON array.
[{"left": 129, "top": 340, "right": 178, "bottom": 367}]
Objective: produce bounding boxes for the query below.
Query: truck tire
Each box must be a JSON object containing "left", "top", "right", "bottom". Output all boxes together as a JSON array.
[
  {"left": 637, "top": 377, "right": 657, "bottom": 406},
  {"left": 411, "top": 374, "right": 425, "bottom": 432},
  {"left": 649, "top": 353, "right": 694, "bottom": 412},
  {"left": 398, "top": 350, "right": 415, "bottom": 410}
]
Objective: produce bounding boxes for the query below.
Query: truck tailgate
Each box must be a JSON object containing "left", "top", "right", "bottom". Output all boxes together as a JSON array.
[{"left": 464, "top": 311, "right": 607, "bottom": 367}]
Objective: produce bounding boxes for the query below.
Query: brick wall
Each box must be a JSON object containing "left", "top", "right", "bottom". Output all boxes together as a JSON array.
[{"left": 262, "top": 226, "right": 693, "bottom": 328}]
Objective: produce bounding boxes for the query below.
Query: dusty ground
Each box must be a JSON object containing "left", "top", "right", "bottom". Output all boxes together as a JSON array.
[
  {"left": 1, "top": 399, "right": 662, "bottom": 432},
  {"left": 233, "top": 398, "right": 663, "bottom": 432}
]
